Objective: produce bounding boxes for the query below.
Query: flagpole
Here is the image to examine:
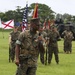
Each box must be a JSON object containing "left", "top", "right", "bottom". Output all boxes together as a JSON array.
[{"left": 2, "top": 28, "right": 4, "bottom": 38}]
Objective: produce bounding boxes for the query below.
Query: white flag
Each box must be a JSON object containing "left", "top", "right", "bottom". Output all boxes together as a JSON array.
[{"left": 2, "top": 19, "right": 14, "bottom": 29}]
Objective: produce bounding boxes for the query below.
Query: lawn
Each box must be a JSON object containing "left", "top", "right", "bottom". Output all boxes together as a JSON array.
[{"left": 0, "top": 31, "right": 75, "bottom": 75}]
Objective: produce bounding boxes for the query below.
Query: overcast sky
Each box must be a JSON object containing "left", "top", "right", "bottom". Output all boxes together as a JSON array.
[{"left": 0, "top": 0, "right": 75, "bottom": 15}]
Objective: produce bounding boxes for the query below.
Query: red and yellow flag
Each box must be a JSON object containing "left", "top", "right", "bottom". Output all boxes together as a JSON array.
[
  {"left": 43, "top": 19, "right": 46, "bottom": 29},
  {"left": 32, "top": 3, "right": 38, "bottom": 18},
  {"left": 48, "top": 19, "right": 51, "bottom": 29}
]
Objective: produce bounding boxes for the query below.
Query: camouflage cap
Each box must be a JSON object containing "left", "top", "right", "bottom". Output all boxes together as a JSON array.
[{"left": 30, "top": 18, "right": 40, "bottom": 25}]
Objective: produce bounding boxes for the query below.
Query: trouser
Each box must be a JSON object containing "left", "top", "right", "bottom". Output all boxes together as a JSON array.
[
  {"left": 48, "top": 46, "right": 59, "bottom": 64},
  {"left": 9, "top": 47, "right": 15, "bottom": 62},
  {"left": 64, "top": 42, "right": 72, "bottom": 53},
  {"left": 40, "top": 52, "right": 44, "bottom": 64},
  {"left": 16, "top": 64, "right": 37, "bottom": 75}
]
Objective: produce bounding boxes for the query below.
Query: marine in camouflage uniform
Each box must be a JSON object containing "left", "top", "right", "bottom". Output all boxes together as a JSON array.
[
  {"left": 43, "top": 25, "right": 50, "bottom": 65},
  {"left": 47, "top": 25, "right": 60, "bottom": 64},
  {"left": 15, "top": 18, "right": 43, "bottom": 75},
  {"left": 62, "top": 26, "right": 74, "bottom": 53},
  {"left": 38, "top": 26, "right": 47, "bottom": 64},
  {"left": 9, "top": 24, "right": 20, "bottom": 62}
]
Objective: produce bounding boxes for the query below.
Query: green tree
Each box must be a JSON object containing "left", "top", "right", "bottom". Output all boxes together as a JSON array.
[
  {"left": 29, "top": 3, "right": 55, "bottom": 23},
  {"left": 14, "top": 6, "right": 23, "bottom": 22},
  {"left": 0, "top": 12, "right": 6, "bottom": 21},
  {"left": 63, "top": 13, "right": 73, "bottom": 22}
]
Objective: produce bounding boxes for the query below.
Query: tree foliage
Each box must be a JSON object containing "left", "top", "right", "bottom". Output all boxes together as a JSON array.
[
  {"left": 0, "top": 3, "right": 75, "bottom": 24},
  {"left": 29, "top": 3, "right": 55, "bottom": 23}
]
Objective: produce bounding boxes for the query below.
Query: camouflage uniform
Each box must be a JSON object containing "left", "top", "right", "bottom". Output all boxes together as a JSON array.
[
  {"left": 39, "top": 30, "right": 47, "bottom": 64},
  {"left": 44, "top": 28, "right": 50, "bottom": 65},
  {"left": 9, "top": 31, "right": 20, "bottom": 62},
  {"left": 47, "top": 26, "right": 60, "bottom": 64},
  {"left": 15, "top": 30, "right": 40, "bottom": 75},
  {"left": 15, "top": 17, "right": 41, "bottom": 75},
  {"left": 62, "top": 30, "right": 74, "bottom": 53}
]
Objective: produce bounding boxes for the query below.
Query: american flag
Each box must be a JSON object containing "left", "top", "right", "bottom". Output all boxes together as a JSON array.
[{"left": 22, "top": 3, "right": 28, "bottom": 31}]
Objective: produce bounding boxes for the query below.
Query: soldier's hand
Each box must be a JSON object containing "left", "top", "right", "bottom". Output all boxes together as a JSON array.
[{"left": 15, "top": 59, "right": 19, "bottom": 66}]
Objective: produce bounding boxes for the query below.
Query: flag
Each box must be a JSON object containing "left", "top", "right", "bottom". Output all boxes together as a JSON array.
[
  {"left": 22, "top": 3, "right": 28, "bottom": 31},
  {"left": 51, "top": 20, "right": 55, "bottom": 25},
  {"left": 32, "top": 3, "right": 38, "bottom": 18},
  {"left": 2, "top": 20, "right": 14, "bottom": 29},
  {"left": 15, "top": 22, "right": 20, "bottom": 27},
  {"left": 48, "top": 19, "right": 51, "bottom": 29},
  {"left": 43, "top": 20, "right": 46, "bottom": 29}
]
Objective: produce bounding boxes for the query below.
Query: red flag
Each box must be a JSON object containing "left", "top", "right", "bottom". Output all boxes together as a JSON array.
[
  {"left": 43, "top": 20, "right": 46, "bottom": 29},
  {"left": 33, "top": 3, "right": 38, "bottom": 18},
  {"left": 48, "top": 19, "right": 51, "bottom": 29}
]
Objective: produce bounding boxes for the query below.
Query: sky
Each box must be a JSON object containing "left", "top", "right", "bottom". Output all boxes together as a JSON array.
[{"left": 0, "top": 0, "right": 75, "bottom": 15}]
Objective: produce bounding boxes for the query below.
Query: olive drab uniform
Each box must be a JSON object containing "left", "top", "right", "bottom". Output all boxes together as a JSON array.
[
  {"left": 39, "top": 31, "right": 47, "bottom": 64},
  {"left": 47, "top": 28, "right": 60, "bottom": 64},
  {"left": 44, "top": 27, "right": 51, "bottom": 65},
  {"left": 16, "top": 30, "right": 40, "bottom": 75},
  {"left": 9, "top": 31, "right": 20, "bottom": 62},
  {"left": 62, "top": 30, "right": 74, "bottom": 53}
]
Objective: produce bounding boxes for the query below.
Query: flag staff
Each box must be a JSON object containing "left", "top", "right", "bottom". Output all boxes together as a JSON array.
[{"left": 1, "top": 28, "right": 4, "bottom": 38}]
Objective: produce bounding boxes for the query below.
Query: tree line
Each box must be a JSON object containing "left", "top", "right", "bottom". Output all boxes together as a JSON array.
[{"left": 0, "top": 3, "right": 75, "bottom": 24}]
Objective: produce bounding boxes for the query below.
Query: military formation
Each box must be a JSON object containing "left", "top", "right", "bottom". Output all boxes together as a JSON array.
[{"left": 8, "top": 17, "right": 74, "bottom": 75}]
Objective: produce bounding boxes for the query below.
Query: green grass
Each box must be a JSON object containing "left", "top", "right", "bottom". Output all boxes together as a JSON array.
[{"left": 0, "top": 31, "right": 75, "bottom": 75}]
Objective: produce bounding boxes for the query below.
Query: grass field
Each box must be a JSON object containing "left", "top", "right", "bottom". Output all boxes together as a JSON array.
[{"left": 0, "top": 31, "right": 75, "bottom": 75}]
